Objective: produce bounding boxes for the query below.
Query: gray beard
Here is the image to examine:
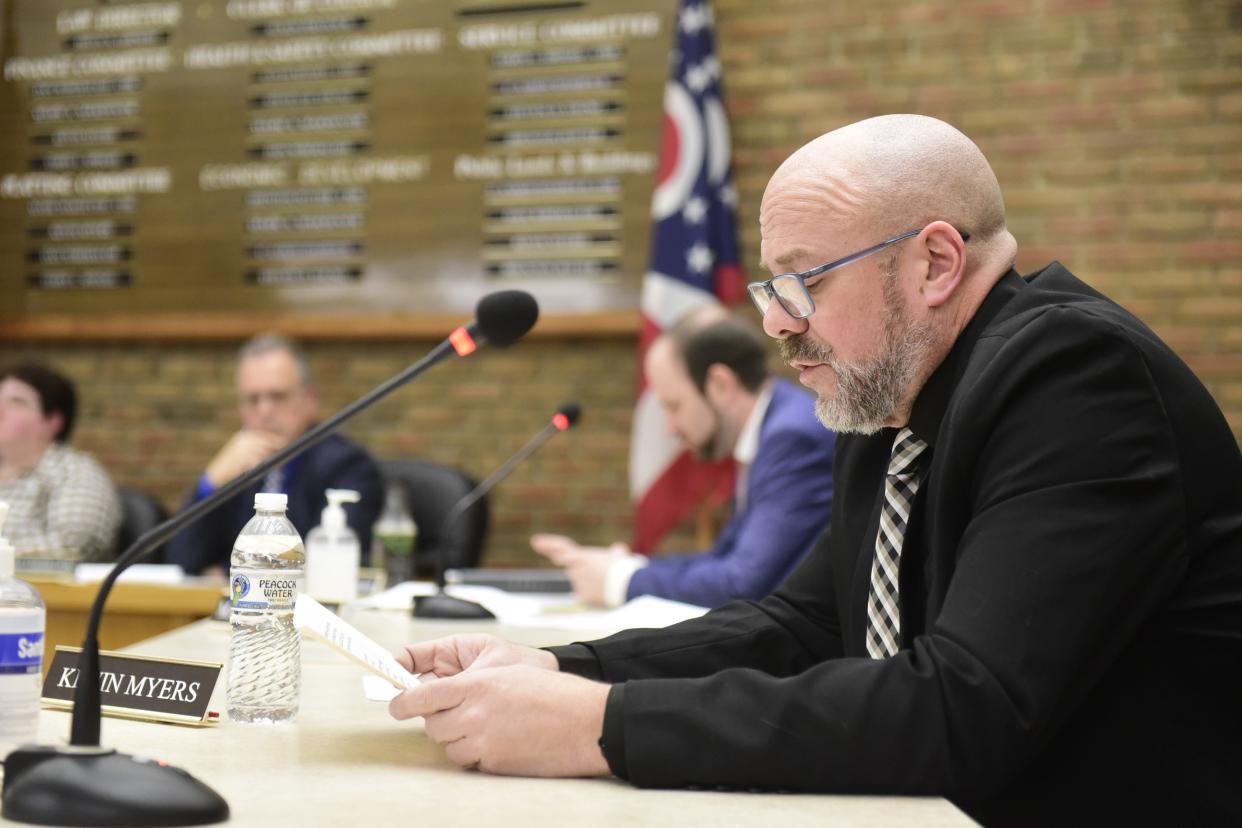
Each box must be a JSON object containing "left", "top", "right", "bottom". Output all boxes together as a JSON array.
[{"left": 780, "top": 300, "right": 936, "bottom": 435}]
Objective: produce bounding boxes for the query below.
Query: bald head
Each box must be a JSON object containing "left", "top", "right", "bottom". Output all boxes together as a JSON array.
[{"left": 762, "top": 114, "right": 1015, "bottom": 273}]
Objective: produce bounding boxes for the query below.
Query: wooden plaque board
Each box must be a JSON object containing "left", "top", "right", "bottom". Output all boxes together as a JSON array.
[{"left": 0, "top": 0, "right": 676, "bottom": 338}]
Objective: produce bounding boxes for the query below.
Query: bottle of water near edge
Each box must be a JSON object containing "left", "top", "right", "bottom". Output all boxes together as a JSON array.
[
  {"left": 373, "top": 485, "right": 417, "bottom": 586},
  {"left": 0, "top": 502, "right": 46, "bottom": 757},
  {"left": 227, "top": 492, "right": 304, "bottom": 724}
]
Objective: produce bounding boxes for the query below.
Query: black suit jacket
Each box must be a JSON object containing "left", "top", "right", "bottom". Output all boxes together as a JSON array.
[
  {"left": 552, "top": 264, "right": 1242, "bottom": 827},
  {"left": 166, "top": 432, "right": 383, "bottom": 574}
]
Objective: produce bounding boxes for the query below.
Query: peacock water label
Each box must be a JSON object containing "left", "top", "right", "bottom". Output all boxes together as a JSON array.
[{"left": 231, "top": 569, "right": 302, "bottom": 611}]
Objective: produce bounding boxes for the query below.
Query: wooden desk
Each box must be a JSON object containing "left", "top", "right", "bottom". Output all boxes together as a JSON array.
[
  {"left": 27, "top": 576, "right": 224, "bottom": 674},
  {"left": 10, "top": 610, "right": 977, "bottom": 827}
]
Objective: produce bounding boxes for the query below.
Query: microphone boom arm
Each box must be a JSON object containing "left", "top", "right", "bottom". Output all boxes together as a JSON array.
[
  {"left": 3, "top": 291, "right": 538, "bottom": 828},
  {"left": 71, "top": 334, "right": 463, "bottom": 746},
  {"left": 434, "top": 421, "right": 559, "bottom": 589},
  {"left": 416, "top": 401, "right": 579, "bottom": 620}
]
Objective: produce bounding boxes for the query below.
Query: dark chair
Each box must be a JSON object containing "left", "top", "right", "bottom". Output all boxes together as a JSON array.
[
  {"left": 379, "top": 459, "right": 489, "bottom": 576},
  {"left": 115, "top": 486, "right": 169, "bottom": 562}
]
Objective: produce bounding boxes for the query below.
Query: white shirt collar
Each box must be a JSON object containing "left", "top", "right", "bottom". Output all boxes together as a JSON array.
[{"left": 733, "top": 382, "right": 774, "bottom": 466}]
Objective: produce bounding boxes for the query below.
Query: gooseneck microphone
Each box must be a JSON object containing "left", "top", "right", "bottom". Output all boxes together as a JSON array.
[
  {"left": 0, "top": 290, "right": 539, "bottom": 828},
  {"left": 414, "top": 402, "right": 581, "bottom": 620}
]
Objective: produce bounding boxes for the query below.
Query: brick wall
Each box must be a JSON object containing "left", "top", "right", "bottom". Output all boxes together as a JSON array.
[
  {"left": 5, "top": 0, "right": 1239, "bottom": 564},
  {"left": 716, "top": 0, "right": 1242, "bottom": 434},
  {"left": 0, "top": 339, "right": 642, "bottom": 565}
]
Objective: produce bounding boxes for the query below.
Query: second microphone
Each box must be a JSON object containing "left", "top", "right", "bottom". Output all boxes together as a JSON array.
[{"left": 413, "top": 402, "right": 582, "bottom": 619}]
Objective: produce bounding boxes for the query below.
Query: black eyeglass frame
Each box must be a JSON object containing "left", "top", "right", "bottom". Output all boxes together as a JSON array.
[{"left": 748, "top": 226, "right": 970, "bottom": 319}]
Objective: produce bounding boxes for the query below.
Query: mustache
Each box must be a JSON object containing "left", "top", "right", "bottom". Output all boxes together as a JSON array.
[{"left": 779, "top": 332, "right": 833, "bottom": 365}]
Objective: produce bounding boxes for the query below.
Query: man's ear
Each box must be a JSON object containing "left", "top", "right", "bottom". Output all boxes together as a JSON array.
[
  {"left": 921, "top": 221, "right": 968, "bottom": 309},
  {"left": 703, "top": 363, "right": 738, "bottom": 406}
]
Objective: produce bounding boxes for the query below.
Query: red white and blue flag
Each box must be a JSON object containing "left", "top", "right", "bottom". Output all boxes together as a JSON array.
[{"left": 631, "top": 0, "right": 745, "bottom": 553}]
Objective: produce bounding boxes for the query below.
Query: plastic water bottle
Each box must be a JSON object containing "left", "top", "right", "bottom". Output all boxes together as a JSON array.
[
  {"left": 227, "top": 492, "right": 304, "bottom": 724},
  {"left": 0, "top": 501, "right": 46, "bottom": 757},
  {"left": 373, "top": 486, "right": 417, "bottom": 585}
]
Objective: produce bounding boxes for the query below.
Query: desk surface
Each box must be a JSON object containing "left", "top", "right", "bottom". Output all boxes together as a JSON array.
[
  {"left": 10, "top": 609, "right": 976, "bottom": 827},
  {"left": 27, "top": 575, "right": 225, "bottom": 676}
]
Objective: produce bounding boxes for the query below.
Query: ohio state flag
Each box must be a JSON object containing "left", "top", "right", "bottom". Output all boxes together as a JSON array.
[{"left": 631, "top": 0, "right": 745, "bottom": 552}]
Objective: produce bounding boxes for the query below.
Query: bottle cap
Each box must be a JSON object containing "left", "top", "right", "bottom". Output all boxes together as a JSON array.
[{"left": 254, "top": 492, "right": 288, "bottom": 511}]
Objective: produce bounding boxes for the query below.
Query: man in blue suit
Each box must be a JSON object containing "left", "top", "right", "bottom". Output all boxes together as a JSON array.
[
  {"left": 166, "top": 334, "right": 382, "bottom": 575},
  {"left": 534, "top": 309, "right": 835, "bottom": 608}
]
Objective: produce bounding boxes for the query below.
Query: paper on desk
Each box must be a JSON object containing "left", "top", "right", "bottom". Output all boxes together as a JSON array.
[
  {"left": 75, "top": 562, "right": 186, "bottom": 584},
  {"left": 363, "top": 675, "right": 403, "bottom": 703},
  {"left": 294, "top": 594, "right": 420, "bottom": 689},
  {"left": 352, "top": 582, "right": 707, "bottom": 634},
  {"left": 351, "top": 581, "right": 565, "bottom": 620},
  {"left": 349, "top": 580, "right": 436, "bottom": 609},
  {"left": 504, "top": 595, "right": 709, "bottom": 634}
]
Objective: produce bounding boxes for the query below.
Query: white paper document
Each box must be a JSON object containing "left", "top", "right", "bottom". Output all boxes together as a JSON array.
[
  {"left": 75, "top": 562, "right": 186, "bottom": 584},
  {"left": 503, "top": 594, "right": 710, "bottom": 634},
  {"left": 293, "top": 594, "right": 420, "bottom": 689},
  {"left": 351, "top": 582, "right": 708, "bottom": 636},
  {"left": 362, "top": 675, "right": 403, "bottom": 703}
]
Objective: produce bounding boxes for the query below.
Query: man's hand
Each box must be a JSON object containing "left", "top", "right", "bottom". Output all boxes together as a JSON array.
[
  {"left": 204, "top": 429, "right": 286, "bottom": 487},
  {"left": 529, "top": 533, "right": 590, "bottom": 564},
  {"left": 389, "top": 664, "right": 612, "bottom": 778},
  {"left": 395, "top": 634, "right": 557, "bottom": 680},
  {"left": 531, "top": 534, "right": 632, "bottom": 606}
]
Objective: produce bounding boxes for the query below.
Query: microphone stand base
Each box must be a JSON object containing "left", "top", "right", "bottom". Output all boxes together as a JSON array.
[
  {"left": 413, "top": 592, "right": 496, "bottom": 620},
  {"left": 2, "top": 744, "right": 229, "bottom": 827}
]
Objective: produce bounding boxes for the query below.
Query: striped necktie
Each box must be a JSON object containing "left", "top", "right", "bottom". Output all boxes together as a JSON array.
[{"left": 865, "top": 427, "right": 929, "bottom": 659}]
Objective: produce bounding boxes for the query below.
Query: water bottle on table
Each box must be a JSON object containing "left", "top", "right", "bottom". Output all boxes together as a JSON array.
[
  {"left": 0, "top": 501, "right": 45, "bottom": 757},
  {"left": 373, "top": 485, "right": 417, "bottom": 585},
  {"left": 227, "top": 492, "right": 304, "bottom": 724}
]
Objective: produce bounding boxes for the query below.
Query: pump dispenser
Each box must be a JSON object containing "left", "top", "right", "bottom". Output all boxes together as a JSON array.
[{"left": 304, "top": 489, "right": 361, "bottom": 605}]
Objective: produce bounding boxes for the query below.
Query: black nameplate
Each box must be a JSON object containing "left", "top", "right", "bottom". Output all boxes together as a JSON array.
[{"left": 42, "top": 647, "right": 222, "bottom": 727}]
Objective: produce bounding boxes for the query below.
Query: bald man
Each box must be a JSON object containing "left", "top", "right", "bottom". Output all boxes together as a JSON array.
[
  {"left": 387, "top": 116, "right": 1242, "bottom": 826},
  {"left": 532, "top": 307, "right": 835, "bottom": 609}
]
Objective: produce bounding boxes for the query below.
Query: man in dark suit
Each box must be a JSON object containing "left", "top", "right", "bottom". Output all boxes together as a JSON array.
[
  {"left": 166, "top": 334, "right": 382, "bottom": 575},
  {"left": 387, "top": 115, "right": 1242, "bottom": 826},
  {"left": 532, "top": 308, "right": 835, "bottom": 608}
]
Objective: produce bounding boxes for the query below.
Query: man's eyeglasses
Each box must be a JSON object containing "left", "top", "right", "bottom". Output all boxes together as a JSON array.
[
  {"left": 748, "top": 227, "right": 969, "bottom": 319},
  {"left": 240, "top": 388, "right": 298, "bottom": 409}
]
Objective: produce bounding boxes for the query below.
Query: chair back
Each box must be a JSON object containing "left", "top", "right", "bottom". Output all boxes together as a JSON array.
[
  {"left": 379, "top": 458, "right": 489, "bottom": 575},
  {"left": 116, "top": 486, "right": 170, "bottom": 561}
]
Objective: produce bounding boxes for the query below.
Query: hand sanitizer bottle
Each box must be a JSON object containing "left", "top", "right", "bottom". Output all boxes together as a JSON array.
[
  {"left": 304, "top": 489, "right": 361, "bottom": 606},
  {"left": 0, "top": 501, "right": 46, "bottom": 757}
]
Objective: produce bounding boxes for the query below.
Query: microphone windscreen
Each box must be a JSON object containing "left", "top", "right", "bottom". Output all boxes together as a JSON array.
[
  {"left": 557, "top": 402, "right": 582, "bottom": 427},
  {"left": 476, "top": 290, "right": 539, "bottom": 347}
]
